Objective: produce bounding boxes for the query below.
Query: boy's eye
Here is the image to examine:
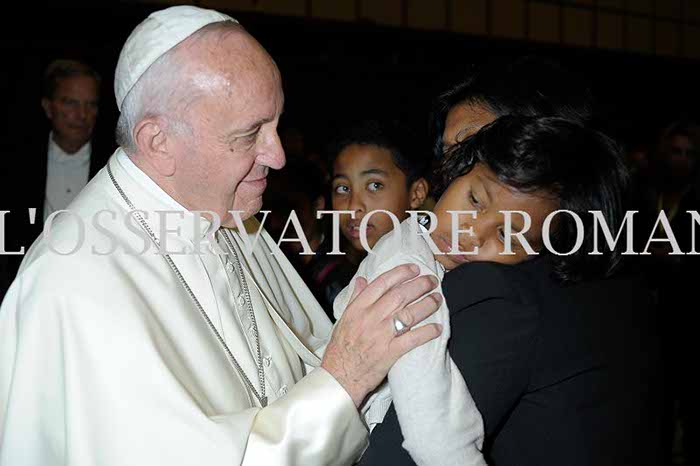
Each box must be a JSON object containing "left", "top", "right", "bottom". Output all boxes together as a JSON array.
[
  {"left": 469, "top": 190, "right": 480, "bottom": 207},
  {"left": 334, "top": 185, "right": 350, "bottom": 195},
  {"left": 367, "top": 182, "right": 383, "bottom": 192}
]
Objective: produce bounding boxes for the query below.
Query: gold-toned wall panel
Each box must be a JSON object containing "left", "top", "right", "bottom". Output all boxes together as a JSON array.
[
  {"left": 256, "top": 0, "right": 306, "bottom": 16},
  {"left": 563, "top": 7, "right": 593, "bottom": 47},
  {"left": 492, "top": 0, "right": 526, "bottom": 39},
  {"left": 119, "top": 0, "right": 194, "bottom": 4},
  {"left": 131, "top": 0, "right": 699, "bottom": 61},
  {"left": 361, "top": 0, "right": 402, "bottom": 26},
  {"left": 626, "top": 0, "right": 653, "bottom": 15},
  {"left": 597, "top": 12, "right": 624, "bottom": 50},
  {"left": 627, "top": 16, "right": 652, "bottom": 54},
  {"left": 451, "top": 0, "right": 487, "bottom": 35},
  {"left": 199, "top": 0, "right": 256, "bottom": 12},
  {"left": 597, "top": 0, "right": 624, "bottom": 8},
  {"left": 407, "top": 0, "right": 446, "bottom": 30},
  {"left": 685, "top": 25, "right": 700, "bottom": 59},
  {"left": 311, "top": 0, "right": 356, "bottom": 21},
  {"left": 529, "top": 3, "right": 559, "bottom": 43},
  {"left": 655, "top": 0, "right": 682, "bottom": 20},
  {"left": 687, "top": 0, "right": 700, "bottom": 21},
  {"left": 655, "top": 21, "right": 680, "bottom": 56}
]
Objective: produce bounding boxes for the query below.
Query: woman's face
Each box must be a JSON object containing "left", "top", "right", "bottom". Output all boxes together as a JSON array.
[{"left": 442, "top": 102, "right": 498, "bottom": 152}]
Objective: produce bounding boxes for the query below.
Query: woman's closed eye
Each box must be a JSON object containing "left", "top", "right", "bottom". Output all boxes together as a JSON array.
[
  {"left": 497, "top": 226, "right": 506, "bottom": 243},
  {"left": 468, "top": 190, "right": 481, "bottom": 209}
]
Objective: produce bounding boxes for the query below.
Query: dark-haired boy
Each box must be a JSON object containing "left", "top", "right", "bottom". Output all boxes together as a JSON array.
[{"left": 330, "top": 121, "right": 429, "bottom": 257}]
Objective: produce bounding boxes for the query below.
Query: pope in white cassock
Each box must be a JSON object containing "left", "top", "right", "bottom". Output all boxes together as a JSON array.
[{"left": 0, "top": 6, "right": 443, "bottom": 466}]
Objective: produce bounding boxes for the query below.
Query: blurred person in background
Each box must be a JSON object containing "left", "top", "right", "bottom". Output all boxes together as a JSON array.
[
  {"left": 644, "top": 120, "right": 700, "bottom": 466},
  {"left": 1, "top": 59, "right": 111, "bottom": 299},
  {"left": 327, "top": 119, "right": 429, "bottom": 311},
  {"left": 330, "top": 120, "right": 429, "bottom": 263}
]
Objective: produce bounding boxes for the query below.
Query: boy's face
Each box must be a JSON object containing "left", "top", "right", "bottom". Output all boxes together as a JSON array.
[
  {"left": 332, "top": 144, "right": 422, "bottom": 251},
  {"left": 430, "top": 163, "right": 558, "bottom": 270}
]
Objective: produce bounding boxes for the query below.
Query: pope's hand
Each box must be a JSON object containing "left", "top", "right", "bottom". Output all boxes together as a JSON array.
[{"left": 321, "top": 263, "right": 442, "bottom": 407}]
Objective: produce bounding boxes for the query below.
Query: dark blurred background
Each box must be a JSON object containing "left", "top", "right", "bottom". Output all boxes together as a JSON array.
[{"left": 1, "top": 0, "right": 699, "bottom": 160}]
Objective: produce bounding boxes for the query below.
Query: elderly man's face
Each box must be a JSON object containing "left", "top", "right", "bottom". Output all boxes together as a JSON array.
[{"left": 170, "top": 30, "right": 285, "bottom": 226}]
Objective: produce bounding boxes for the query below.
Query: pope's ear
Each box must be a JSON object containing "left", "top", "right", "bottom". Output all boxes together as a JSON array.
[{"left": 133, "top": 117, "right": 175, "bottom": 177}]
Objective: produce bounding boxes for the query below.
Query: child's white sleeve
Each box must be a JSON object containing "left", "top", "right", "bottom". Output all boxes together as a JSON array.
[
  {"left": 383, "top": 256, "right": 487, "bottom": 466},
  {"left": 330, "top": 222, "right": 486, "bottom": 465},
  {"left": 390, "top": 261, "right": 487, "bottom": 465}
]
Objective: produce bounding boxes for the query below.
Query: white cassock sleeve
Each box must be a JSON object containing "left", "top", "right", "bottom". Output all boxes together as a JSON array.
[
  {"left": 333, "top": 220, "right": 487, "bottom": 466},
  {"left": 0, "top": 257, "right": 367, "bottom": 466}
]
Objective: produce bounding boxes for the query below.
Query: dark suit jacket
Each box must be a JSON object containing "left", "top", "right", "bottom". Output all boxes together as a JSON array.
[
  {"left": 0, "top": 131, "right": 113, "bottom": 300},
  {"left": 360, "top": 256, "right": 665, "bottom": 466}
]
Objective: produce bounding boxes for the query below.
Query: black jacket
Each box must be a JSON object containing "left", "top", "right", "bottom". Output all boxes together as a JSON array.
[
  {"left": 0, "top": 131, "right": 113, "bottom": 300},
  {"left": 360, "top": 256, "right": 665, "bottom": 466}
]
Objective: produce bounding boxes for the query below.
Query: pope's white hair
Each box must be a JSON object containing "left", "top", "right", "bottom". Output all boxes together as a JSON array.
[
  {"left": 115, "top": 44, "right": 195, "bottom": 154},
  {"left": 115, "top": 21, "right": 251, "bottom": 154}
]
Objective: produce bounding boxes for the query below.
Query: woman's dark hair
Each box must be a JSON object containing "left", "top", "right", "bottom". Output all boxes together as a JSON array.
[
  {"left": 327, "top": 119, "right": 428, "bottom": 186},
  {"left": 434, "top": 115, "right": 629, "bottom": 283},
  {"left": 430, "top": 56, "right": 593, "bottom": 160}
]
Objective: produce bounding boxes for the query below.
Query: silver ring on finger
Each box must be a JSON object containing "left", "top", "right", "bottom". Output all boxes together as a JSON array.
[{"left": 392, "top": 315, "right": 410, "bottom": 337}]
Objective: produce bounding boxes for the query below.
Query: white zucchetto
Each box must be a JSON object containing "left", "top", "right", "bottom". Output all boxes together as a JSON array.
[{"left": 114, "top": 5, "right": 238, "bottom": 111}]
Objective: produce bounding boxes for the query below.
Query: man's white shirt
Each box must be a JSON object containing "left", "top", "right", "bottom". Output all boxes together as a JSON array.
[{"left": 44, "top": 133, "right": 91, "bottom": 221}]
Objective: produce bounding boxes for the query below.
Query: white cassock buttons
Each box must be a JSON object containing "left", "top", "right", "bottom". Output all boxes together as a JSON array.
[
  {"left": 263, "top": 355, "right": 272, "bottom": 367},
  {"left": 238, "top": 295, "right": 246, "bottom": 307},
  {"left": 226, "top": 261, "right": 234, "bottom": 273}
]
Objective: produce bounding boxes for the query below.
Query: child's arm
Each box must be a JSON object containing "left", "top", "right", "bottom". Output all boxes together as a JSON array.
[
  {"left": 384, "top": 256, "right": 487, "bottom": 466},
  {"left": 331, "top": 223, "right": 486, "bottom": 465}
]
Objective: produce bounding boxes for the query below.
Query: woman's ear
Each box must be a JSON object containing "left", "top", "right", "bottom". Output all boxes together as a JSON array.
[
  {"left": 409, "top": 177, "right": 429, "bottom": 209},
  {"left": 133, "top": 117, "right": 176, "bottom": 177}
]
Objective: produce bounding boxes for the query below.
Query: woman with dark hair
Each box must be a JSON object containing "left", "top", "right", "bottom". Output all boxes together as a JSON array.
[{"left": 360, "top": 58, "right": 664, "bottom": 466}]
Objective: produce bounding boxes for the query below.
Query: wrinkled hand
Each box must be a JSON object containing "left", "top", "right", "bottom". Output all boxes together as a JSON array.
[{"left": 321, "top": 264, "right": 442, "bottom": 407}]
